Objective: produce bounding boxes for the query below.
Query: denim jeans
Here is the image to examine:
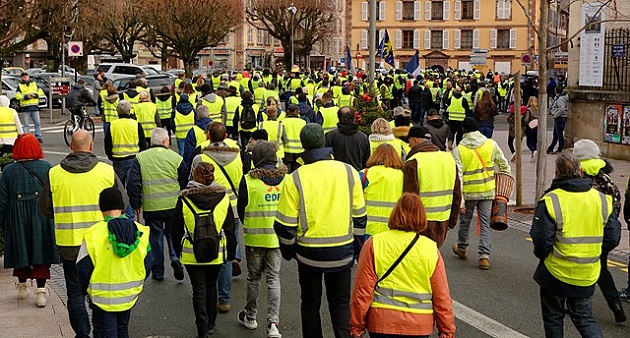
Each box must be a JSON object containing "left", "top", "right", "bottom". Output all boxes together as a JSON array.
[
  {"left": 176, "top": 138, "right": 186, "bottom": 156},
  {"left": 244, "top": 246, "right": 281, "bottom": 324},
  {"left": 20, "top": 109, "right": 42, "bottom": 139},
  {"left": 597, "top": 251, "right": 621, "bottom": 310},
  {"left": 91, "top": 303, "right": 131, "bottom": 338},
  {"left": 146, "top": 217, "right": 178, "bottom": 279},
  {"left": 547, "top": 116, "right": 567, "bottom": 152},
  {"left": 186, "top": 264, "right": 221, "bottom": 337},
  {"left": 218, "top": 220, "right": 242, "bottom": 304},
  {"left": 102, "top": 122, "right": 110, "bottom": 140},
  {"left": 62, "top": 259, "right": 91, "bottom": 338},
  {"left": 479, "top": 127, "right": 494, "bottom": 139},
  {"left": 539, "top": 287, "right": 602, "bottom": 338},
  {"left": 456, "top": 199, "right": 493, "bottom": 257},
  {"left": 112, "top": 158, "right": 135, "bottom": 220}
]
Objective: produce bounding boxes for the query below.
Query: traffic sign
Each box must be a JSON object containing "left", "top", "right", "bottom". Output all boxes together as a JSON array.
[
  {"left": 208, "top": 60, "right": 214, "bottom": 67},
  {"left": 49, "top": 77, "right": 72, "bottom": 97},
  {"left": 470, "top": 49, "right": 488, "bottom": 66},
  {"left": 521, "top": 54, "right": 532, "bottom": 66},
  {"left": 612, "top": 44, "right": 626, "bottom": 58},
  {"left": 68, "top": 41, "right": 83, "bottom": 57},
  {"left": 340, "top": 57, "right": 346, "bottom": 63},
  {"left": 355, "top": 52, "right": 362, "bottom": 59}
]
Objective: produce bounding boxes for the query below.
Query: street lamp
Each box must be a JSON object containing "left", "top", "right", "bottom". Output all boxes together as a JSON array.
[{"left": 288, "top": 3, "right": 297, "bottom": 68}]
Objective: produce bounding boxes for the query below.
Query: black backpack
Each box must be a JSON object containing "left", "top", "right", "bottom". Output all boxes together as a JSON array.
[
  {"left": 240, "top": 104, "right": 257, "bottom": 130},
  {"left": 182, "top": 197, "right": 223, "bottom": 263}
]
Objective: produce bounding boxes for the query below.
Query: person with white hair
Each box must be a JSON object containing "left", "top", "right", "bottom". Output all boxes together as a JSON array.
[
  {"left": 126, "top": 128, "right": 189, "bottom": 281},
  {"left": 0, "top": 95, "right": 23, "bottom": 155}
]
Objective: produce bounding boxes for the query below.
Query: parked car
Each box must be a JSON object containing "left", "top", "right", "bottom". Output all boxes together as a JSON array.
[
  {"left": 1, "top": 75, "right": 48, "bottom": 110},
  {"left": 96, "top": 63, "right": 149, "bottom": 77},
  {"left": 111, "top": 74, "right": 173, "bottom": 97},
  {"left": 3, "top": 67, "right": 25, "bottom": 76},
  {"left": 30, "top": 73, "right": 79, "bottom": 109},
  {"left": 141, "top": 65, "right": 162, "bottom": 76},
  {"left": 165, "top": 69, "right": 185, "bottom": 79}
]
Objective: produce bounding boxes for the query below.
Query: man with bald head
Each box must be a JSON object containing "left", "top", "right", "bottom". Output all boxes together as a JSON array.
[{"left": 40, "top": 129, "right": 129, "bottom": 338}]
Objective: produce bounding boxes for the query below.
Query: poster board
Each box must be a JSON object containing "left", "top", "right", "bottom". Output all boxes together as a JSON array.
[
  {"left": 604, "top": 104, "right": 622, "bottom": 143},
  {"left": 622, "top": 106, "right": 630, "bottom": 145}
]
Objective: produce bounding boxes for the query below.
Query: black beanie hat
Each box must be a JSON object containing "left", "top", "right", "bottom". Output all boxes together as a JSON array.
[
  {"left": 99, "top": 188, "right": 125, "bottom": 212},
  {"left": 462, "top": 117, "right": 479, "bottom": 133},
  {"left": 200, "top": 84, "right": 212, "bottom": 95},
  {"left": 251, "top": 129, "right": 269, "bottom": 141}
]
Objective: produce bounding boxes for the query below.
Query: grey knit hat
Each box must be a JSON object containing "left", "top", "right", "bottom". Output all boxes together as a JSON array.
[{"left": 572, "top": 139, "right": 600, "bottom": 160}]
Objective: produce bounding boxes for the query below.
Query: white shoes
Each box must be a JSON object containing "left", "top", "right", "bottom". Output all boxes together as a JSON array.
[
  {"left": 237, "top": 310, "right": 258, "bottom": 330},
  {"left": 530, "top": 150, "right": 537, "bottom": 163},
  {"left": 16, "top": 282, "right": 29, "bottom": 299},
  {"left": 35, "top": 287, "right": 47, "bottom": 307},
  {"left": 267, "top": 323, "right": 282, "bottom": 338}
]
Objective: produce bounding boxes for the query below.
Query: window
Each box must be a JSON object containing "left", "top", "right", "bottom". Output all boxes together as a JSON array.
[
  {"left": 402, "top": 1, "right": 415, "bottom": 20},
  {"left": 431, "top": 30, "right": 443, "bottom": 49},
  {"left": 247, "top": 27, "right": 253, "bottom": 44},
  {"left": 431, "top": 1, "right": 443, "bottom": 20},
  {"left": 496, "top": 0, "right": 512, "bottom": 20},
  {"left": 461, "top": 30, "right": 473, "bottom": 49},
  {"left": 462, "top": 0, "right": 474, "bottom": 20},
  {"left": 402, "top": 30, "right": 414, "bottom": 49},
  {"left": 497, "top": 29, "right": 510, "bottom": 49},
  {"left": 257, "top": 29, "right": 264, "bottom": 46}
]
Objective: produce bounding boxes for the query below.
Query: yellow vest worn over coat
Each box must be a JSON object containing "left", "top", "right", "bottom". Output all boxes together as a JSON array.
[
  {"left": 361, "top": 166, "right": 404, "bottom": 236},
  {"left": 408, "top": 151, "right": 457, "bottom": 222}
]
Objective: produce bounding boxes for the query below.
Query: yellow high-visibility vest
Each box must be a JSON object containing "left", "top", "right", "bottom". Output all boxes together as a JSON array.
[
  {"left": 136, "top": 147, "right": 182, "bottom": 212},
  {"left": 200, "top": 96, "right": 224, "bottom": 123},
  {"left": 0, "top": 107, "right": 18, "bottom": 138},
  {"left": 224, "top": 96, "right": 242, "bottom": 127},
  {"left": 180, "top": 194, "right": 230, "bottom": 265},
  {"left": 458, "top": 139, "right": 495, "bottom": 194},
  {"left": 200, "top": 153, "right": 242, "bottom": 217},
  {"left": 282, "top": 117, "right": 306, "bottom": 154},
  {"left": 174, "top": 111, "right": 195, "bottom": 140},
  {"left": 156, "top": 97, "right": 173, "bottom": 120},
  {"left": 258, "top": 120, "right": 285, "bottom": 158},
  {"left": 361, "top": 166, "right": 404, "bottom": 236},
  {"left": 319, "top": 106, "right": 339, "bottom": 134},
  {"left": 447, "top": 96, "right": 466, "bottom": 121},
  {"left": 243, "top": 175, "right": 284, "bottom": 248},
  {"left": 16, "top": 81, "right": 43, "bottom": 108},
  {"left": 134, "top": 102, "right": 158, "bottom": 138},
  {"left": 110, "top": 118, "right": 140, "bottom": 158},
  {"left": 102, "top": 99, "right": 119, "bottom": 123},
  {"left": 408, "top": 151, "right": 457, "bottom": 221}
]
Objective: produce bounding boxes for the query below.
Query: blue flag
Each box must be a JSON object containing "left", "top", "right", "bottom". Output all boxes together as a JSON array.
[
  {"left": 405, "top": 50, "right": 422, "bottom": 76},
  {"left": 378, "top": 30, "right": 395, "bottom": 67},
  {"left": 345, "top": 45, "right": 353, "bottom": 70}
]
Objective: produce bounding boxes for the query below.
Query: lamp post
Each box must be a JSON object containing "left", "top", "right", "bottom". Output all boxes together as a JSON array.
[{"left": 288, "top": 3, "right": 297, "bottom": 68}]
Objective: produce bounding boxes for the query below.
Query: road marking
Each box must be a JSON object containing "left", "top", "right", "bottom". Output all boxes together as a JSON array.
[
  {"left": 453, "top": 301, "right": 530, "bottom": 338},
  {"left": 41, "top": 126, "right": 103, "bottom": 134},
  {"left": 44, "top": 150, "right": 109, "bottom": 161}
]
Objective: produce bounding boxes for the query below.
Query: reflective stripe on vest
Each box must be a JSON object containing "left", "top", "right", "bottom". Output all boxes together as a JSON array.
[
  {"left": 180, "top": 194, "right": 229, "bottom": 265},
  {"left": 85, "top": 221, "right": 149, "bottom": 312},
  {"left": 0, "top": 107, "right": 18, "bottom": 138},
  {"left": 135, "top": 102, "right": 158, "bottom": 138},
  {"left": 409, "top": 151, "right": 457, "bottom": 221},
  {"left": 458, "top": 139, "right": 495, "bottom": 194},
  {"left": 17, "top": 82, "right": 41, "bottom": 107},
  {"left": 371, "top": 230, "right": 436, "bottom": 314},
  {"left": 381, "top": 84, "right": 393, "bottom": 100},
  {"left": 447, "top": 96, "right": 466, "bottom": 121},
  {"left": 542, "top": 190, "right": 611, "bottom": 287},
  {"left": 362, "top": 166, "right": 404, "bottom": 236},
  {"left": 258, "top": 120, "right": 284, "bottom": 158},
  {"left": 319, "top": 106, "right": 339, "bottom": 134},
  {"left": 49, "top": 162, "right": 115, "bottom": 246},
  {"left": 102, "top": 99, "right": 119, "bottom": 123},
  {"left": 254, "top": 88, "right": 266, "bottom": 105},
  {"left": 243, "top": 175, "right": 285, "bottom": 248},
  {"left": 174, "top": 111, "right": 195, "bottom": 139},
  {"left": 136, "top": 147, "right": 182, "bottom": 212},
  {"left": 193, "top": 126, "right": 206, "bottom": 148},
  {"left": 156, "top": 97, "right": 173, "bottom": 120},
  {"left": 282, "top": 117, "right": 306, "bottom": 153},
  {"left": 224, "top": 96, "right": 242, "bottom": 127},
  {"left": 110, "top": 119, "right": 140, "bottom": 157}
]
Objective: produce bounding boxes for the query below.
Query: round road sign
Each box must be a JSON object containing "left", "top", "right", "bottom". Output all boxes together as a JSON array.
[
  {"left": 521, "top": 54, "right": 531, "bottom": 64},
  {"left": 70, "top": 44, "right": 81, "bottom": 54}
]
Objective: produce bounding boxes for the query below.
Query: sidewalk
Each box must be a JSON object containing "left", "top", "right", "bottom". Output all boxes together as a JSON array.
[{"left": 0, "top": 261, "right": 72, "bottom": 337}]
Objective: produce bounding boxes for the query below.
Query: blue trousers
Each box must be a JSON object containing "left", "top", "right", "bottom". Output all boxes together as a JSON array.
[
  {"left": 217, "top": 220, "right": 243, "bottom": 304},
  {"left": 20, "top": 109, "right": 42, "bottom": 139},
  {"left": 146, "top": 217, "right": 178, "bottom": 279},
  {"left": 112, "top": 158, "right": 135, "bottom": 220},
  {"left": 539, "top": 287, "right": 602, "bottom": 338},
  {"left": 63, "top": 259, "right": 91, "bottom": 338},
  {"left": 91, "top": 303, "right": 131, "bottom": 338}
]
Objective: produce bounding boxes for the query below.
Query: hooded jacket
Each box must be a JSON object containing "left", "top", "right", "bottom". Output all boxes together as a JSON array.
[
  {"left": 171, "top": 182, "right": 236, "bottom": 261},
  {"left": 40, "top": 152, "right": 129, "bottom": 260},
  {"left": 183, "top": 117, "right": 213, "bottom": 168},
  {"left": 155, "top": 92, "right": 174, "bottom": 114},
  {"left": 237, "top": 164, "right": 287, "bottom": 221},
  {"left": 324, "top": 122, "right": 370, "bottom": 171},
  {"left": 424, "top": 118, "right": 449, "bottom": 151},
  {"left": 120, "top": 88, "right": 139, "bottom": 102},
  {"left": 550, "top": 92, "right": 568, "bottom": 119},
  {"left": 191, "top": 141, "right": 241, "bottom": 172},
  {"left": 67, "top": 83, "right": 97, "bottom": 108}
]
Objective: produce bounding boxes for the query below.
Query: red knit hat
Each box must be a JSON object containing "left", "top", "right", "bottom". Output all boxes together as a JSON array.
[{"left": 12, "top": 134, "right": 44, "bottom": 161}]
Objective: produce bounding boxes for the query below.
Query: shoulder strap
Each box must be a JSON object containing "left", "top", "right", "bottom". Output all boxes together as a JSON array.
[
  {"left": 215, "top": 163, "right": 238, "bottom": 197},
  {"left": 376, "top": 233, "right": 420, "bottom": 286},
  {"left": 473, "top": 147, "right": 491, "bottom": 179},
  {"left": 18, "top": 162, "right": 44, "bottom": 187}
]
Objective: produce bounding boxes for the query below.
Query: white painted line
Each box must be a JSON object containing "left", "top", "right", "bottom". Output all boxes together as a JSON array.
[
  {"left": 43, "top": 128, "right": 103, "bottom": 134},
  {"left": 453, "top": 301, "right": 530, "bottom": 338},
  {"left": 44, "top": 150, "right": 109, "bottom": 161}
]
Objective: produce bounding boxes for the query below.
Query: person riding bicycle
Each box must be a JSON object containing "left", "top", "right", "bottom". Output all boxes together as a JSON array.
[{"left": 67, "top": 80, "right": 97, "bottom": 125}]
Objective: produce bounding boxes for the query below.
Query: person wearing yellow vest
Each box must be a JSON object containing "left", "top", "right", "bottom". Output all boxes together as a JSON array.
[
  {"left": 223, "top": 86, "right": 242, "bottom": 137},
  {"left": 16, "top": 72, "right": 44, "bottom": 142},
  {"left": 531, "top": 152, "right": 621, "bottom": 335},
  {"left": 257, "top": 106, "right": 285, "bottom": 160},
  {"left": 451, "top": 118, "right": 510, "bottom": 270},
  {"left": 337, "top": 86, "right": 354, "bottom": 108},
  {"left": 173, "top": 93, "right": 196, "bottom": 156},
  {"left": 379, "top": 77, "right": 395, "bottom": 110},
  {"left": 235, "top": 141, "right": 285, "bottom": 337},
  {"left": 76, "top": 188, "right": 152, "bottom": 338},
  {"left": 127, "top": 128, "right": 189, "bottom": 282},
  {"left": 235, "top": 91, "right": 260, "bottom": 148},
  {"left": 174, "top": 71, "right": 186, "bottom": 92},
  {"left": 0, "top": 95, "right": 23, "bottom": 155},
  {"left": 253, "top": 81, "right": 267, "bottom": 106},
  {"left": 171, "top": 162, "right": 237, "bottom": 337},
  {"left": 445, "top": 87, "right": 471, "bottom": 149},
  {"left": 282, "top": 104, "right": 306, "bottom": 173},
  {"left": 121, "top": 80, "right": 141, "bottom": 116},
  {"left": 350, "top": 193, "right": 455, "bottom": 338},
  {"left": 274, "top": 123, "right": 367, "bottom": 338},
  {"left": 191, "top": 122, "right": 243, "bottom": 313},
  {"left": 359, "top": 144, "right": 404, "bottom": 237},
  {"left": 101, "top": 86, "right": 120, "bottom": 138},
  {"left": 198, "top": 84, "right": 225, "bottom": 125},
  {"left": 368, "top": 118, "right": 409, "bottom": 161},
  {"left": 182, "top": 105, "right": 213, "bottom": 168},
  {"left": 40, "top": 130, "right": 128, "bottom": 338},
  {"left": 155, "top": 86, "right": 174, "bottom": 137},
  {"left": 318, "top": 91, "right": 338, "bottom": 134},
  {"left": 403, "top": 125, "right": 461, "bottom": 248},
  {"left": 134, "top": 91, "right": 160, "bottom": 145},
  {"left": 263, "top": 83, "right": 280, "bottom": 104}
]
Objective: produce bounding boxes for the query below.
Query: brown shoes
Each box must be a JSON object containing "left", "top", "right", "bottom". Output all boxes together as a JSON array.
[
  {"left": 452, "top": 243, "right": 468, "bottom": 260},
  {"left": 479, "top": 258, "right": 490, "bottom": 270},
  {"left": 218, "top": 303, "right": 231, "bottom": 313}
]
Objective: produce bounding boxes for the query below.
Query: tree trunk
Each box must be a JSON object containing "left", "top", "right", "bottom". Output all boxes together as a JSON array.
[
  {"left": 535, "top": 0, "right": 549, "bottom": 202},
  {"left": 183, "top": 57, "right": 194, "bottom": 78}
]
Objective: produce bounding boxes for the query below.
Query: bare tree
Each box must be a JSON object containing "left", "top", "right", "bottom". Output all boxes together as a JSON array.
[
  {"left": 93, "top": 0, "right": 147, "bottom": 63},
  {"left": 247, "top": 0, "right": 335, "bottom": 69}
]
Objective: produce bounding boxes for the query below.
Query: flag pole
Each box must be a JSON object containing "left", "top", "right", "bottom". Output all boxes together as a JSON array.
[{"left": 368, "top": 0, "right": 377, "bottom": 85}]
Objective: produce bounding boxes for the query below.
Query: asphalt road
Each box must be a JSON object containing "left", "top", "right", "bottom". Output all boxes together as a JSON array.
[{"left": 36, "top": 114, "right": 629, "bottom": 338}]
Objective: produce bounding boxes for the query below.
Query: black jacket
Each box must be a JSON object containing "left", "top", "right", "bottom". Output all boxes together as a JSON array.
[
  {"left": 530, "top": 177, "right": 621, "bottom": 298},
  {"left": 324, "top": 122, "right": 370, "bottom": 171},
  {"left": 67, "top": 84, "right": 96, "bottom": 108},
  {"left": 420, "top": 88, "right": 434, "bottom": 111},
  {"left": 407, "top": 84, "right": 422, "bottom": 103}
]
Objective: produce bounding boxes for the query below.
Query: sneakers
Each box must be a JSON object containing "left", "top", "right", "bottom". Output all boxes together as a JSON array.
[
  {"left": 218, "top": 303, "right": 231, "bottom": 313},
  {"left": 16, "top": 282, "right": 28, "bottom": 299},
  {"left": 237, "top": 310, "right": 258, "bottom": 329},
  {"left": 530, "top": 150, "right": 537, "bottom": 163},
  {"left": 267, "top": 323, "right": 282, "bottom": 338},
  {"left": 35, "top": 288, "right": 47, "bottom": 307},
  {"left": 479, "top": 258, "right": 490, "bottom": 270},
  {"left": 452, "top": 243, "right": 468, "bottom": 260},
  {"left": 171, "top": 260, "right": 185, "bottom": 281},
  {"left": 619, "top": 287, "right": 630, "bottom": 301}
]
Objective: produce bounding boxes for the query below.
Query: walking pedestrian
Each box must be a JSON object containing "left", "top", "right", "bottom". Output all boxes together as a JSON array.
[
  {"left": 530, "top": 152, "right": 621, "bottom": 337},
  {"left": 547, "top": 86, "right": 568, "bottom": 154},
  {"left": 134, "top": 91, "right": 160, "bottom": 146},
  {"left": 621, "top": 177, "right": 630, "bottom": 302},
  {"left": 274, "top": 123, "right": 367, "bottom": 338},
  {"left": 282, "top": 104, "right": 307, "bottom": 173},
  {"left": 155, "top": 86, "right": 174, "bottom": 138},
  {"left": 183, "top": 105, "right": 213, "bottom": 169},
  {"left": 350, "top": 193, "right": 456, "bottom": 338},
  {"left": 325, "top": 106, "right": 370, "bottom": 171},
  {"left": 101, "top": 85, "right": 120, "bottom": 138},
  {"left": 0, "top": 95, "right": 23, "bottom": 156},
  {"left": 474, "top": 91, "right": 497, "bottom": 139},
  {"left": 445, "top": 87, "right": 470, "bottom": 149},
  {"left": 368, "top": 118, "right": 409, "bottom": 161},
  {"left": 174, "top": 93, "right": 196, "bottom": 156},
  {"left": 524, "top": 96, "right": 539, "bottom": 162},
  {"left": 451, "top": 118, "right": 510, "bottom": 270},
  {"left": 16, "top": 72, "right": 44, "bottom": 143},
  {"left": 0, "top": 134, "right": 59, "bottom": 306},
  {"left": 423, "top": 109, "right": 449, "bottom": 151}
]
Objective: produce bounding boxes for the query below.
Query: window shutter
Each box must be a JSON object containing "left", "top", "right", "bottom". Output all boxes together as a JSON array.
[
  {"left": 443, "top": 30, "right": 450, "bottom": 49},
  {"left": 490, "top": 29, "right": 497, "bottom": 49},
  {"left": 510, "top": 28, "right": 517, "bottom": 49},
  {"left": 496, "top": 0, "right": 503, "bottom": 19},
  {"left": 396, "top": 1, "right": 403, "bottom": 20},
  {"left": 454, "top": 30, "right": 461, "bottom": 49},
  {"left": 506, "top": 0, "right": 512, "bottom": 19},
  {"left": 396, "top": 30, "right": 402, "bottom": 49},
  {"left": 379, "top": 29, "right": 385, "bottom": 45},
  {"left": 414, "top": 1, "right": 421, "bottom": 20},
  {"left": 379, "top": 1, "right": 386, "bottom": 20},
  {"left": 362, "top": 2, "right": 368, "bottom": 21},
  {"left": 425, "top": 1, "right": 431, "bottom": 20},
  {"left": 454, "top": 0, "right": 461, "bottom": 20},
  {"left": 424, "top": 30, "right": 431, "bottom": 49},
  {"left": 443, "top": 1, "right": 450, "bottom": 21},
  {"left": 361, "top": 30, "right": 368, "bottom": 49},
  {"left": 473, "top": 0, "right": 480, "bottom": 20},
  {"left": 473, "top": 29, "right": 480, "bottom": 49},
  {"left": 413, "top": 29, "right": 420, "bottom": 49}
]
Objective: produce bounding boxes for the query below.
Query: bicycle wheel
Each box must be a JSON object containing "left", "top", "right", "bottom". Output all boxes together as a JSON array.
[
  {"left": 83, "top": 117, "right": 96, "bottom": 140},
  {"left": 63, "top": 120, "right": 76, "bottom": 146}
]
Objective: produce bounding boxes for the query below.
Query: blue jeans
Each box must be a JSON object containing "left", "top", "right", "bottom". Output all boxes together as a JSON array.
[
  {"left": 146, "top": 217, "right": 178, "bottom": 279},
  {"left": 91, "top": 303, "right": 131, "bottom": 338},
  {"left": 479, "top": 127, "right": 494, "bottom": 139},
  {"left": 547, "top": 116, "right": 566, "bottom": 152},
  {"left": 539, "top": 287, "right": 602, "bottom": 338},
  {"left": 62, "top": 259, "right": 91, "bottom": 338},
  {"left": 113, "top": 158, "right": 135, "bottom": 220},
  {"left": 20, "top": 109, "right": 42, "bottom": 139},
  {"left": 177, "top": 138, "right": 186, "bottom": 156},
  {"left": 218, "top": 219, "right": 243, "bottom": 304},
  {"left": 102, "top": 122, "right": 110, "bottom": 140}
]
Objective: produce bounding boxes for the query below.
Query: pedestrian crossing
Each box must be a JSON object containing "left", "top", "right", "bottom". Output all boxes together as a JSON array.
[{"left": 40, "top": 125, "right": 104, "bottom": 134}]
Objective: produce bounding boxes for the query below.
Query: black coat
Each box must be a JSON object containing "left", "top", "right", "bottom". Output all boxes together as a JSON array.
[
  {"left": 324, "top": 123, "right": 370, "bottom": 171},
  {"left": 407, "top": 84, "right": 422, "bottom": 103}
]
